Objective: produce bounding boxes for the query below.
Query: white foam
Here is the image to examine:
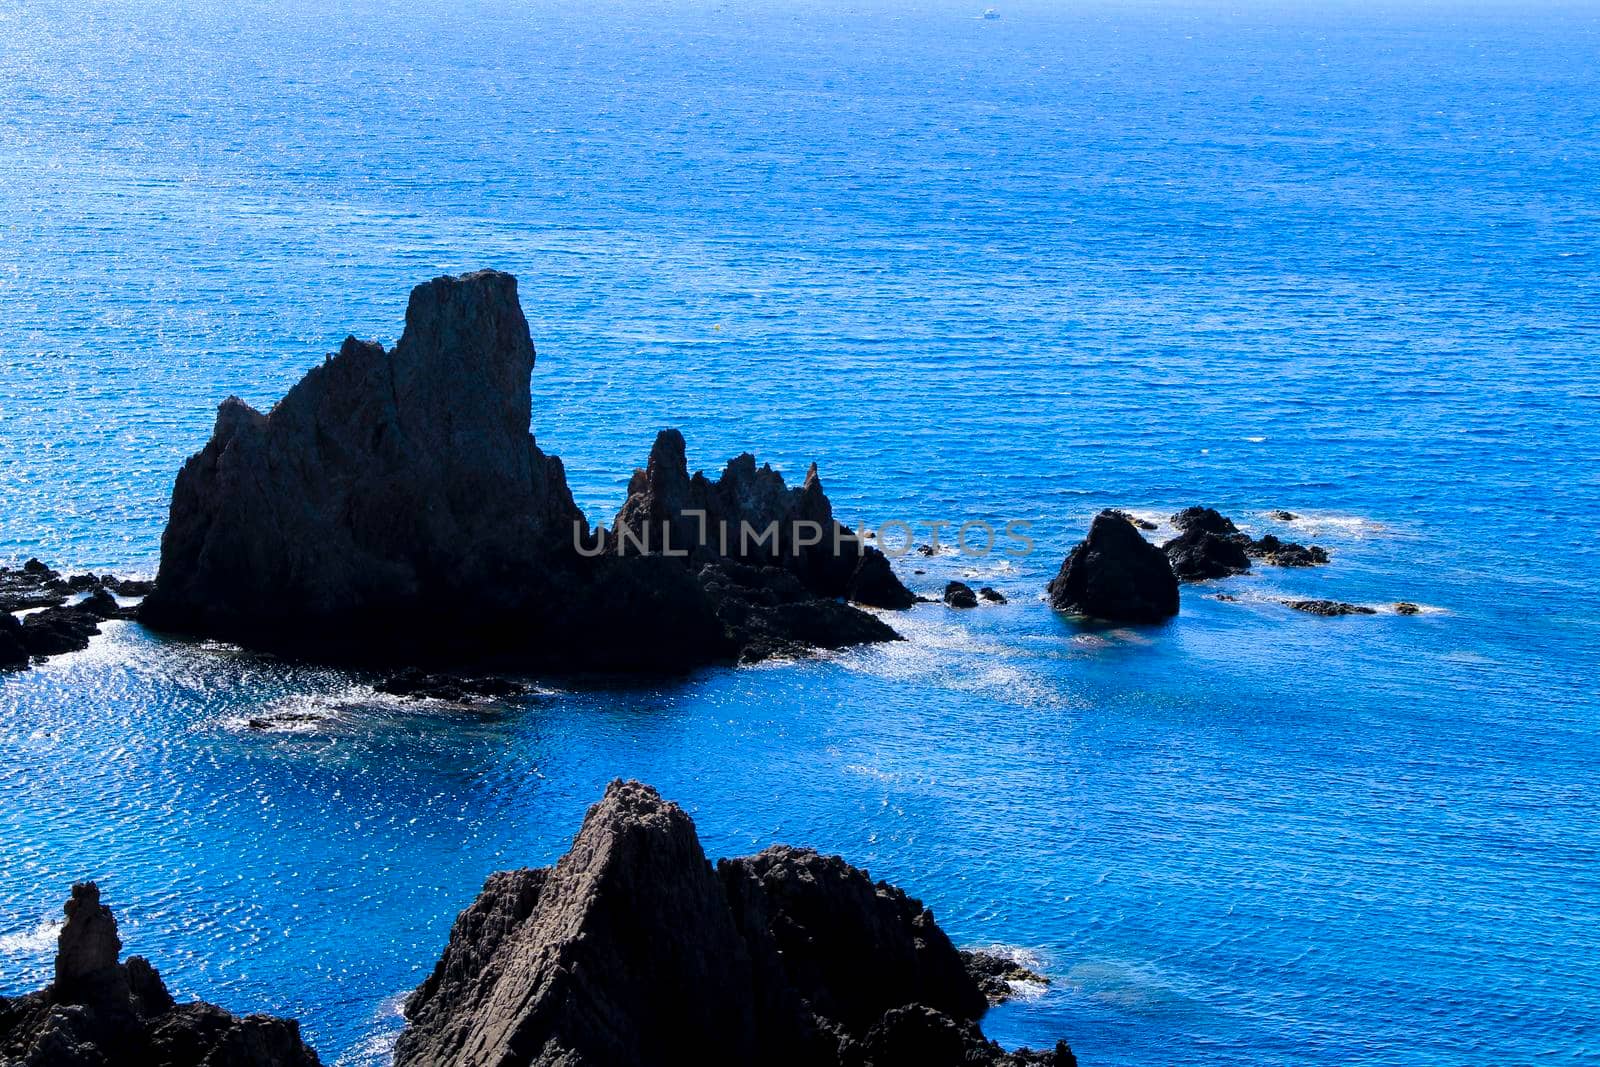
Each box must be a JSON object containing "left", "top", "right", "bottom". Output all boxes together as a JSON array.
[{"left": 0, "top": 918, "right": 61, "bottom": 955}]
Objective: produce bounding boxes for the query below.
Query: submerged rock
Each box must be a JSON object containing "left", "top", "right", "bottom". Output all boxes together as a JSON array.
[
  {"left": 943, "top": 582, "right": 979, "bottom": 609},
  {"left": 140, "top": 273, "right": 910, "bottom": 673},
  {"left": 1047, "top": 511, "right": 1179, "bottom": 623},
  {"left": 1394, "top": 601, "right": 1422, "bottom": 615},
  {"left": 0, "top": 883, "right": 320, "bottom": 1067},
  {"left": 1283, "top": 599, "right": 1376, "bottom": 616},
  {"left": 395, "top": 781, "right": 1074, "bottom": 1067}
]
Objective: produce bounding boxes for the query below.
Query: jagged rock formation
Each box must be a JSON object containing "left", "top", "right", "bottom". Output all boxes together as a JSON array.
[
  {"left": 1162, "top": 507, "right": 1329, "bottom": 581},
  {"left": 1047, "top": 511, "right": 1179, "bottom": 623},
  {"left": 139, "top": 271, "right": 913, "bottom": 672},
  {"left": 0, "top": 883, "right": 320, "bottom": 1067},
  {"left": 0, "top": 560, "right": 147, "bottom": 672},
  {"left": 395, "top": 781, "right": 1075, "bottom": 1067}
]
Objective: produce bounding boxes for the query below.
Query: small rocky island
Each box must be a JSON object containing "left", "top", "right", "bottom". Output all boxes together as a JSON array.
[
  {"left": 395, "top": 780, "right": 1076, "bottom": 1067},
  {"left": 137, "top": 270, "right": 914, "bottom": 672},
  {"left": 1047, "top": 511, "right": 1180, "bottom": 623},
  {"left": 0, "top": 883, "right": 320, "bottom": 1066}
]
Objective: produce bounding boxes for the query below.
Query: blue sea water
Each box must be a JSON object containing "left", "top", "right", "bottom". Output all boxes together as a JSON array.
[{"left": 2, "top": 0, "right": 1599, "bottom": 1063}]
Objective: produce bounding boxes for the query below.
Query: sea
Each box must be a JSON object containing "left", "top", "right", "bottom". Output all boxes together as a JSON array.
[{"left": 2, "top": 0, "right": 1598, "bottom": 1063}]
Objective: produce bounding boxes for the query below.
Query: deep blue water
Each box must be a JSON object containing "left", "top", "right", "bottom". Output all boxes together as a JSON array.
[{"left": 3, "top": 0, "right": 1599, "bottom": 1063}]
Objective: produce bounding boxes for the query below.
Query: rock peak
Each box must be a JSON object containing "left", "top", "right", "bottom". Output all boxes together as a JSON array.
[{"left": 55, "top": 881, "right": 122, "bottom": 988}]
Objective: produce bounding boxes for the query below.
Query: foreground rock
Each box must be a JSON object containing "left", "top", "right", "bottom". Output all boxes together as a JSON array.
[
  {"left": 1047, "top": 511, "right": 1178, "bottom": 623},
  {"left": 0, "top": 560, "right": 148, "bottom": 672},
  {"left": 140, "top": 271, "right": 913, "bottom": 673},
  {"left": 0, "top": 883, "right": 320, "bottom": 1067},
  {"left": 1162, "top": 507, "right": 1329, "bottom": 582},
  {"left": 395, "top": 781, "right": 1074, "bottom": 1067}
]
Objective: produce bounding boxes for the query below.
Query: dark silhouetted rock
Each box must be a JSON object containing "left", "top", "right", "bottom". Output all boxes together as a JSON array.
[
  {"left": 847, "top": 550, "right": 920, "bottom": 610},
  {"left": 1163, "top": 508, "right": 1328, "bottom": 581},
  {"left": 141, "top": 273, "right": 908, "bottom": 673},
  {"left": 1394, "top": 602, "right": 1422, "bottom": 615},
  {"left": 1169, "top": 507, "right": 1240, "bottom": 538},
  {"left": 1283, "top": 599, "right": 1375, "bottom": 616},
  {"left": 943, "top": 582, "right": 978, "bottom": 609},
  {"left": 0, "top": 883, "right": 320, "bottom": 1067},
  {"left": 79, "top": 588, "right": 123, "bottom": 620},
  {"left": 19, "top": 606, "right": 100, "bottom": 658},
  {"left": 1048, "top": 511, "right": 1179, "bottom": 623},
  {"left": 1247, "top": 534, "right": 1329, "bottom": 568},
  {"left": 376, "top": 668, "right": 526, "bottom": 703},
  {"left": 142, "top": 271, "right": 584, "bottom": 659},
  {"left": 959, "top": 950, "right": 1050, "bottom": 1005},
  {"left": 104, "top": 577, "right": 155, "bottom": 598},
  {"left": 1163, "top": 526, "right": 1252, "bottom": 581},
  {"left": 977, "top": 587, "right": 1006, "bottom": 604},
  {"left": 855, "top": 1005, "right": 1076, "bottom": 1067},
  {"left": 1270, "top": 510, "right": 1298, "bottom": 521},
  {"left": 611, "top": 430, "right": 916, "bottom": 615},
  {"left": 1, "top": 562, "right": 69, "bottom": 613},
  {"left": 245, "top": 712, "right": 324, "bottom": 732},
  {"left": 1, "top": 613, "right": 27, "bottom": 670},
  {"left": 395, "top": 781, "right": 1073, "bottom": 1067}
]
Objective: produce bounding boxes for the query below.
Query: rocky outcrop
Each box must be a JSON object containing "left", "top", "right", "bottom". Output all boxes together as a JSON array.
[
  {"left": 959, "top": 950, "right": 1050, "bottom": 1005},
  {"left": 0, "top": 883, "right": 320, "bottom": 1067},
  {"left": 140, "top": 272, "right": 913, "bottom": 672},
  {"left": 0, "top": 560, "right": 151, "bottom": 672},
  {"left": 1161, "top": 508, "right": 1329, "bottom": 582},
  {"left": 395, "top": 781, "right": 1074, "bottom": 1067},
  {"left": 1047, "top": 511, "right": 1179, "bottom": 623}
]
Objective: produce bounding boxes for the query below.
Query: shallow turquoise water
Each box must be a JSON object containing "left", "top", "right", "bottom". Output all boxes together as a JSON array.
[{"left": 2, "top": 0, "right": 1598, "bottom": 1063}]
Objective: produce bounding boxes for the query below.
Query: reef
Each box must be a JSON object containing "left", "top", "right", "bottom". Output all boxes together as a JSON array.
[
  {"left": 1047, "top": 510, "right": 1179, "bottom": 623},
  {"left": 138, "top": 271, "right": 913, "bottom": 673},
  {"left": 0, "top": 883, "right": 320, "bottom": 1067},
  {"left": 394, "top": 780, "right": 1075, "bottom": 1067}
]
